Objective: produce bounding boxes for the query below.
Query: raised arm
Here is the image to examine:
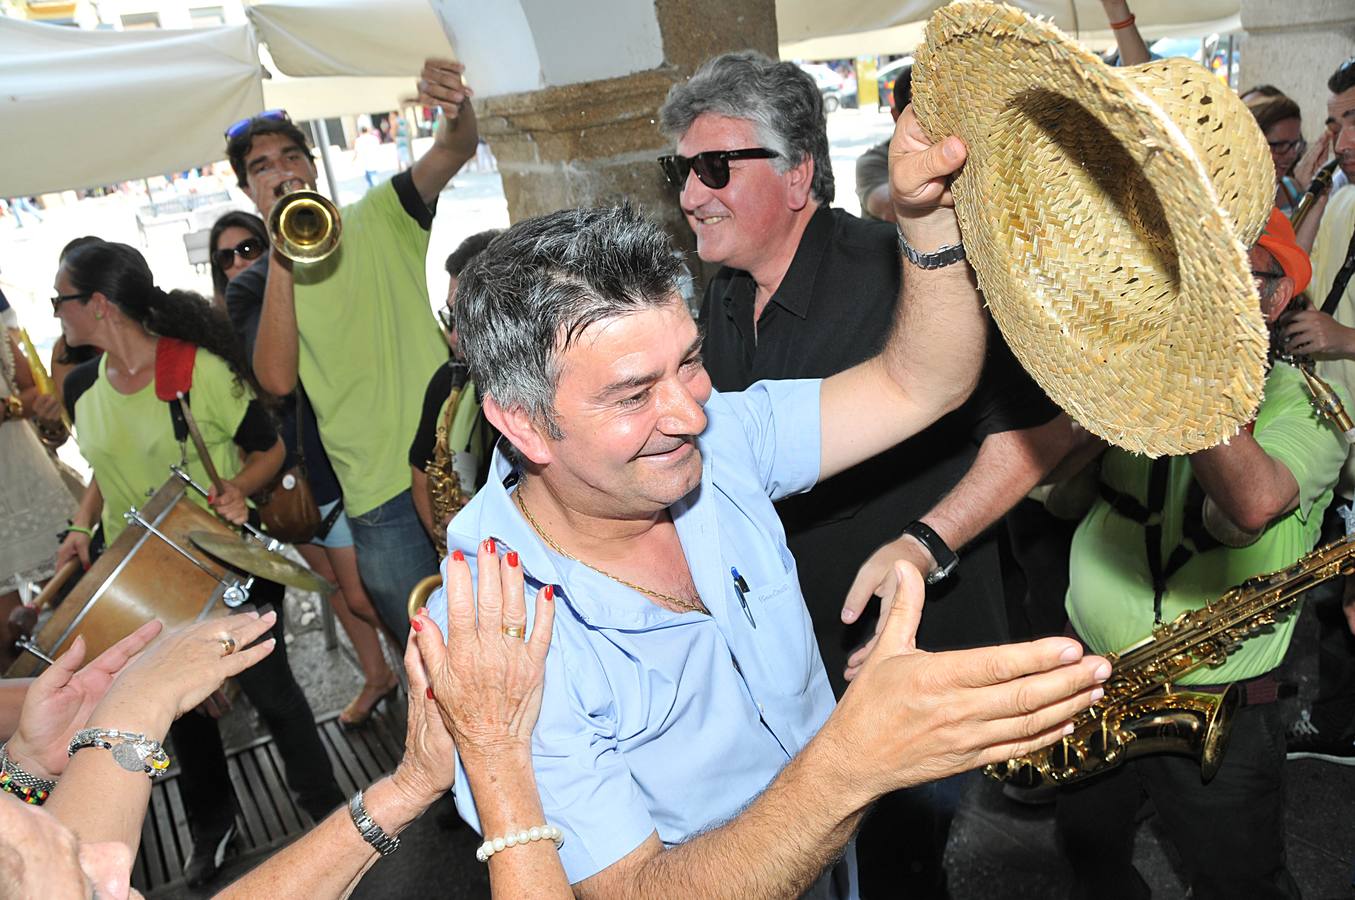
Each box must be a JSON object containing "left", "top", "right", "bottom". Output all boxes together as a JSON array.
[
  {"left": 576, "top": 564, "right": 1109, "bottom": 900},
  {"left": 819, "top": 108, "right": 986, "bottom": 481},
  {"left": 409, "top": 60, "right": 480, "bottom": 207},
  {"left": 1100, "top": 0, "right": 1151, "bottom": 66}
]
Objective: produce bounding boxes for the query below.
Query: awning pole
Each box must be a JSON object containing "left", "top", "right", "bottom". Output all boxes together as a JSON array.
[{"left": 308, "top": 119, "right": 342, "bottom": 207}]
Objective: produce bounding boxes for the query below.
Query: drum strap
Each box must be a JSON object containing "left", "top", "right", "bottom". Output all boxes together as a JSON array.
[{"left": 154, "top": 338, "right": 198, "bottom": 456}]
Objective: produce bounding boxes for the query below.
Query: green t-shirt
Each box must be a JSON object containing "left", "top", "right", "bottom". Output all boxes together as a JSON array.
[
  {"left": 1067, "top": 362, "right": 1349, "bottom": 684},
  {"left": 75, "top": 351, "right": 253, "bottom": 544},
  {"left": 293, "top": 178, "right": 448, "bottom": 516}
]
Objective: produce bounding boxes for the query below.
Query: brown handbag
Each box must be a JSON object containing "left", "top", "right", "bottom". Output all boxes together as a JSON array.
[{"left": 253, "top": 390, "right": 322, "bottom": 544}]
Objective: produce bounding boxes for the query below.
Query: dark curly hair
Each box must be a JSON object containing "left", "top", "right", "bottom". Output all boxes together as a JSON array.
[
  {"left": 208, "top": 211, "right": 268, "bottom": 301},
  {"left": 226, "top": 116, "right": 315, "bottom": 190},
  {"left": 59, "top": 239, "right": 257, "bottom": 394}
]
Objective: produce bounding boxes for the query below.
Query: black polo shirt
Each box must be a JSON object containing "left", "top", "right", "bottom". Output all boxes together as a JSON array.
[{"left": 699, "top": 205, "right": 1058, "bottom": 694}]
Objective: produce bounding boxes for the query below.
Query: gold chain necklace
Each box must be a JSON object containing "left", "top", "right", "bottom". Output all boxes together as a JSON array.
[{"left": 513, "top": 485, "right": 708, "bottom": 615}]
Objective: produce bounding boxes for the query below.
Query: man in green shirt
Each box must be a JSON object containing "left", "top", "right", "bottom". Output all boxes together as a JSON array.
[
  {"left": 224, "top": 60, "right": 478, "bottom": 638},
  {"left": 1056, "top": 210, "right": 1346, "bottom": 899}
]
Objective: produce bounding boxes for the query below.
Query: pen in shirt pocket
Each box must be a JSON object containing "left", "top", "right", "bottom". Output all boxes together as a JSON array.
[{"left": 731, "top": 567, "right": 756, "bottom": 628}]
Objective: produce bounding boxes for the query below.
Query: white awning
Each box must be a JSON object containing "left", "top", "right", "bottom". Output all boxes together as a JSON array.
[{"left": 0, "top": 18, "right": 263, "bottom": 197}]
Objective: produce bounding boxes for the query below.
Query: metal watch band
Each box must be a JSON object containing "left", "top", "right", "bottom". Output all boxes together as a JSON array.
[
  {"left": 0, "top": 743, "right": 57, "bottom": 794},
  {"left": 349, "top": 789, "right": 401, "bottom": 856},
  {"left": 902, "top": 520, "right": 959, "bottom": 585},
  {"left": 896, "top": 226, "right": 966, "bottom": 270}
]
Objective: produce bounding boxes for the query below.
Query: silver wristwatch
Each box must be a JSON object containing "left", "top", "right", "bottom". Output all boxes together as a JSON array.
[
  {"left": 349, "top": 789, "right": 401, "bottom": 856},
  {"left": 896, "top": 226, "right": 966, "bottom": 270}
]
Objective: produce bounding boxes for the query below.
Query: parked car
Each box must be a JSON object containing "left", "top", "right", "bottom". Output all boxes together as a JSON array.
[
  {"left": 821, "top": 85, "right": 859, "bottom": 113},
  {"left": 876, "top": 56, "right": 914, "bottom": 111}
]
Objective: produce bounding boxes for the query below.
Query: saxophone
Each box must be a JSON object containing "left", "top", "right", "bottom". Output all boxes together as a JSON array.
[
  {"left": 424, "top": 364, "right": 473, "bottom": 559},
  {"left": 987, "top": 535, "right": 1355, "bottom": 788}
]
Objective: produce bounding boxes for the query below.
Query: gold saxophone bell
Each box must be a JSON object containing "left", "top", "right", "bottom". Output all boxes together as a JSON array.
[{"left": 269, "top": 185, "right": 342, "bottom": 263}]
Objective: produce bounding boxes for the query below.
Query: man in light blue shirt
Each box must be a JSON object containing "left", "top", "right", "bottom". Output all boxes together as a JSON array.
[{"left": 428, "top": 110, "right": 1109, "bottom": 898}]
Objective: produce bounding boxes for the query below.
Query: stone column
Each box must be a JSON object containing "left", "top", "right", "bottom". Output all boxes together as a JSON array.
[
  {"left": 1239, "top": 0, "right": 1355, "bottom": 140},
  {"left": 473, "top": 0, "right": 777, "bottom": 259}
]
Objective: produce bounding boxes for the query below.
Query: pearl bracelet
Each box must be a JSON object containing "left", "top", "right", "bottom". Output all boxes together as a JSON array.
[{"left": 475, "top": 824, "right": 564, "bottom": 863}]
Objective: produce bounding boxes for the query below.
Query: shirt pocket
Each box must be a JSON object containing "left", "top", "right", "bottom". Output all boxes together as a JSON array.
[{"left": 746, "top": 551, "right": 819, "bottom": 698}]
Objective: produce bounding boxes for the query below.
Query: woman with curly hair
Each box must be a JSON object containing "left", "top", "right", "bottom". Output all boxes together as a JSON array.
[{"left": 50, "top": 238, "right": 343, "bottom": 888}]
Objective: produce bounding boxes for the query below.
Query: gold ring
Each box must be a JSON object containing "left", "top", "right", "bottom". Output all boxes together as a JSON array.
[
  {"left": 218, "top": 636, "right": 237, "bottom": 656},
  {"left": 501, "top": 625, "right": 525, "bottom": 639}
]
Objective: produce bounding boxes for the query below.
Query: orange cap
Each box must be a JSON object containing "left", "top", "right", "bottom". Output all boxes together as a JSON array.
[{"left": 1256, "top": 207, "right": 1311, "bottom": 296}]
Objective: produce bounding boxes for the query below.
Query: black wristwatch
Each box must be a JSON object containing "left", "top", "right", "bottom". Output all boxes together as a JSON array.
[{"left": 902, "top": 521, "right": 959, "bottom": 585}]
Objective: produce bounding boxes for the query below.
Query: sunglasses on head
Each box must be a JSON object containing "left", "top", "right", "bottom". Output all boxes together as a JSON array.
[
  {"left": 657, "top": 148, "right": 781, "bottom": 190},
  {"left": 224, "top": 109, "right": 290, "bottom": 141},
  {"left": 212, "top": 237, "right": 266, "bottom": 271}
]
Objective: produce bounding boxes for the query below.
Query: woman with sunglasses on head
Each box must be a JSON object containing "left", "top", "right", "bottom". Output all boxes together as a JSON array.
[
  {"left": 50, "top": 238, "right": 344, "bottom": 887},
  {"left": 210, "top": 212, "right": 399, "bottom": 729}
]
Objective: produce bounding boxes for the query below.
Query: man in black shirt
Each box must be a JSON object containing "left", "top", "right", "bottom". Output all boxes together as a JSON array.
[{"left": 658, "top": 51, "right": 1076, "bottom": 898}]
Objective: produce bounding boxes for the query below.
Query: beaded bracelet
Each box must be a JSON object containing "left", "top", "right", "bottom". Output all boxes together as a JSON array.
[
  {"left": 0, "top": 742, "right": 56, "bottom": 806},
  {"left": 475, "top": 824, "right": 564, "bottom": 863},
  {"left": 0, "top": 770, "right": 51, "bottom": 806}
]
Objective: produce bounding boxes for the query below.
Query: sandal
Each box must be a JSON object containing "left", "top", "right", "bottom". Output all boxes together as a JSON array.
[{"left": 338, "top": 678, "right": 400, "bottom": 728}]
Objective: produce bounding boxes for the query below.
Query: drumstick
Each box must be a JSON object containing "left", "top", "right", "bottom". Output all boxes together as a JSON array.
[
  {"left": 28, "top": 558, "right": 81, "bottom": 615},
  {"left": 175, "top": 392, "right": 228, "bottom": 497}
]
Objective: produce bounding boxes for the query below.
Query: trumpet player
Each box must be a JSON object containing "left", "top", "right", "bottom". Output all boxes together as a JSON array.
[
  {"left": 222, "top": 58, "right": 480, "bottom": 641},
  {"left": 1056, "top": 212, "right": 1346, "bottom": 900}
]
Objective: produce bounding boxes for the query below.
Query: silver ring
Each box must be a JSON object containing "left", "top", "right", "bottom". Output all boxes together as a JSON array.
[{"left": 218, "top": 636, "right": 237, "bottom": 656}]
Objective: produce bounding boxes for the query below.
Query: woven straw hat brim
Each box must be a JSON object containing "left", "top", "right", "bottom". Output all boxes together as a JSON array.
[{"left": 913, "top": 1, "right": 1269, "bottom": 456}]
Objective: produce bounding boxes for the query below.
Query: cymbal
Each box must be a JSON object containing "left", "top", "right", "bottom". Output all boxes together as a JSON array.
[{"left": 188, "top": 531, "right": 334, "bottom": 596}]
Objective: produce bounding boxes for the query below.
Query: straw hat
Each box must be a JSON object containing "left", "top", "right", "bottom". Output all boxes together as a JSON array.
[{"left": 913, "top": 1, "right": 1274, "bottom": 456}]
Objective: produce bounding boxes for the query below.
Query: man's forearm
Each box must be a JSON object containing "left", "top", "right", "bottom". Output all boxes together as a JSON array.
[
  {"left": 411, "top": 141, "right": 473, "bottom": 207},
  {"left": 254, "top": 256, "right": 300, "bottom": 396},
  {"left": 580, "top": 737, "right": 867, "bottom": 900},
  {"left": 218, "top": 774, "right": 431, "bottom": 900},
  {"left": 1190, "top": 435, "right": 1299, "bottom": 532},
  {"left": 921, "top": 417, "right": 1075, "bottom": 553}
]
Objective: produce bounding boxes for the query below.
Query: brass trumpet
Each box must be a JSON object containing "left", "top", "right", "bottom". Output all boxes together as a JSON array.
[{"left": 269, "top": 185, "right": 342, "bottom": 263}]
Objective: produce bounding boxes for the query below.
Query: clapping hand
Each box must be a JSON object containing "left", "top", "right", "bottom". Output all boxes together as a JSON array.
[
  {"left": 825, "top": 562, "right": 1109, "bottom": 796},
  {"left": 413, "top": 539, "right": 554, "bottom": 764},
  {"left": 85, "top": 612, "right": 279, "bottom": 737},
  {"left": 5, "top": 621, "right": 164, "bottom": 780}
]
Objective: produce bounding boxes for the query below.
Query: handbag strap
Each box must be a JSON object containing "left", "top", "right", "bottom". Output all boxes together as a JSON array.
[
  {"left": 1319, "top": 222, "right": 1355, "bottom": 317},
  {"left": 292, "top": 385, "right": 309, "bottom": 474}
]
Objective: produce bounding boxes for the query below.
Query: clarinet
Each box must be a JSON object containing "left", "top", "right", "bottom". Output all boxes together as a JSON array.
[{"left": 1290, "top": 159, "right": 1341, "bottom": 232}]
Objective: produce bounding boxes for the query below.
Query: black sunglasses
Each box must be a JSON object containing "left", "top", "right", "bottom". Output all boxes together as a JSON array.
[
  {"left": 224, "top": 108, "right": 290, "bottom": 141},
  {"left": 212, "top": 237, "right": 267, "bottom": 271},
  {"left": 1267, "top": 139, "right": 1301, "bottom": 154},
  {"left": 657, "top": 148, "right": 781, "bottom": 190},
  {"left": 51, "top": 292, "right": 90, "bottom": 314},
  {"left": 437, "top": 305, "right": 454, "bottom": 332}
]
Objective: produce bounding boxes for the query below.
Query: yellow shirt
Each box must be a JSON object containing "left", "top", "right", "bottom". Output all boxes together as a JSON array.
[
  {"left": 292, "top": 178, "right": 448, "bottom": 516},
  {"left": 74, "top": 351, "right": 252, "bottom": 543},
  {"left": 1313, "top": 185, "right": 1355, "bottom": 499}
]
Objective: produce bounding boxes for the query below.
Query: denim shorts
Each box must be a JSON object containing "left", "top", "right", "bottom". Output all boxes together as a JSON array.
[{"left": 310, "top": 498, "right": 354, "bottom": 549}]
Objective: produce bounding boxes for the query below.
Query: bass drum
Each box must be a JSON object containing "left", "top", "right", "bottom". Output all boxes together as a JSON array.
[{"left": 6, "top": 475, "right": 250, "bottom": 677}]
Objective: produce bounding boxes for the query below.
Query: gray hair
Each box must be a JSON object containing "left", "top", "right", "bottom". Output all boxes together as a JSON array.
[
  {"left": 659, "top": 50, "right": 834, "bottom": 205},
  {"left": 456, "top": 205, "right": 683, "bottom": 440}
]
